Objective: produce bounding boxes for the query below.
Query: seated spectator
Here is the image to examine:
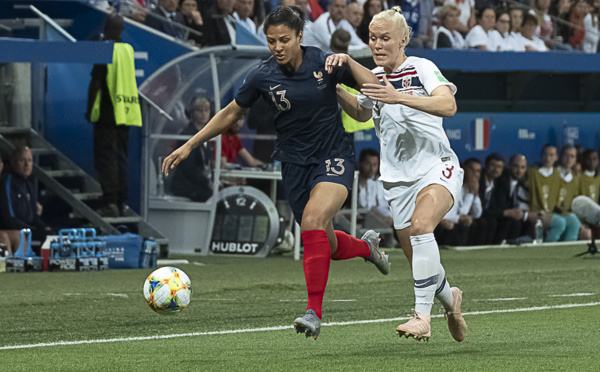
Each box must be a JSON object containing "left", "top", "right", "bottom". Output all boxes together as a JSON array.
[
  {"left": 569, "top": 0, "right": 589, "bottom": 50},
  {"left": 204, "top": 0, "right": 237, "bottom": 46},
  {"left": 489, "top": 9, "right": 518, "bottom": 51},
  {"left": 304, "top": 0, "right": 367, "bottom": 52},
  {"left": 583, "top": 0, "right": 600, "bottom": 53},
  {"left": 222, "top": 116, "right": 264, "bottom": 169},
  {"left": 551, "top": 0, "right": 574, "bottom": 45},
  {"left": 579, "top": 149, "right": 600, "bottom": 201},
  {"left": 552, "top": 145, "right": 581, "bottom": 241},
  {"left": 400, "top": 0, "right": 430, "bottom": 48},
  {"left": 145, "top": 0, "right": 187, "bottom": 39},
  {"left": 444, "top": 0, "right": 476, "bottom": 34},
  {"left": 478, "top": 152, "right": 504, "bottom": 244},
  {"left": 435, "top": 157, "right": 483, "bottom": 246},
  {"left": 346, "top": 1, "right": 364, "bottom": 37},
  {"left": 520, "top": 13, "right": 549, "bottom": 51},
  {"left": 169, "top": 97, "right": 214, "bottom": 202},
  {"left": 357, "top": 0, "right": 383, "bottom": 44},
  {"left": 0, "top": 146, "right": 51, "bottom": 255},
  {"left": 434, "top": 4, "right": 467, "bottom": 49},
  {"left": 493, "top": 154, "right": 536, "bottom": 244},
  {"left": 179, "top": 0, "right": 206, "bottom": 46},
  {"left": 508, "top": 6, "right": 527, "bottom": 51},
  {"left": 234, "top": 0, "right": 258, "bottom": 36},
  {"left": 530, "top": 0, "right": 553, "bottom": 41},
  {"left": 466, "top": 7, "right": 496, "bottom": 50},
  {"left": 528, "top": 145, "right": 579, "bottom": 242}
]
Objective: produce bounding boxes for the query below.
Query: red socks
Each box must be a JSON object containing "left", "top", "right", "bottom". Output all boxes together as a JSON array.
[
  {"left": 301, "top": 230, "right": 331, "bottom": 319},
  {"left": 331, "top": 230, "right": 370, "bottom": 261}
]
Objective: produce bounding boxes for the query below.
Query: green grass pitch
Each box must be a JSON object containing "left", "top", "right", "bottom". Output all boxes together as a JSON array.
[{"left": 1, "top": 243, "right": 600, "bottom": 371}]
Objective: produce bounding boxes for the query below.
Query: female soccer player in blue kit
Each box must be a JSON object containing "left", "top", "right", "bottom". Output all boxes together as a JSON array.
[{"left": 162, "top": 6, "right": 389, "bottom": 340}]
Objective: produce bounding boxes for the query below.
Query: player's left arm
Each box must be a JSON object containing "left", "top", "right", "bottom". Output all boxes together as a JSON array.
[
  {"left": 361, "top": 75, "right": 457, "bottom": 118},
  {"left": 324, "top": 54, "right": 379, "bottom": 89}
]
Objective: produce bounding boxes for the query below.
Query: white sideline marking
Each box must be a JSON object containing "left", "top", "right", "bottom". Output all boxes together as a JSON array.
[
  {"left": 106, "top": 293, "right": 129, "bottom": 298},
  {"left": 278, "top": 299, "right": 355, "bottom": 302},
  {"left": 2, "top": 302, "right": 599, "bottom": 351},
  {"left": 549, "top": 293, "right": 595, "bottom": 297},
  {"left": 487, "top": 297, "right": 528, "bottom": 301}
]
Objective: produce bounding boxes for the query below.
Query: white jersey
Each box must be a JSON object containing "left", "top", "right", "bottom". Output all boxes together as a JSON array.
[{"left": 357, "top": 57, "right": 459, "bottom": 183}]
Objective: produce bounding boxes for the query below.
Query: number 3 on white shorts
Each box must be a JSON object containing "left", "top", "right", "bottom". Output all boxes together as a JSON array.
[{"left": 325, "top": 158, "right": 345, "bottom": 176}]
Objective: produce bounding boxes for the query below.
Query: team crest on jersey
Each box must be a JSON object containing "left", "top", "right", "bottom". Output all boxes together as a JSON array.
[
  {"left": 402, "top": 76, "right": 411, "bottom": 88},
  {"left": 313, "top": 71, "right": 327, "bottom": 89}
]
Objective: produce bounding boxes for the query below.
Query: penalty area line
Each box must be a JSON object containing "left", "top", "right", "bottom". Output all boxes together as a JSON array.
[{"left": 1, "top": 302, "right": 599, "bottom": 351}]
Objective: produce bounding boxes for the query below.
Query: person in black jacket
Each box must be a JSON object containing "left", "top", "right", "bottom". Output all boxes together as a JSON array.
[
  {"left": 0, "top": 146, "right": 51, "bottom": 254},
  {"left": 145, "top": 0, "right": 187, "bottom": 39},
  {"left": 204, "top": 0, "right": 237, "bottom": 46}
]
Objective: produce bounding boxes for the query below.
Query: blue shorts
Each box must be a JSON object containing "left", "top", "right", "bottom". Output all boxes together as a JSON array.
[{"left": 281, "top": 156, "right": 355, "bottom": 225}]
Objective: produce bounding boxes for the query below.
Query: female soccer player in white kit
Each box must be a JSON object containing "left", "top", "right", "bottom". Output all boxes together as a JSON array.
[{"left": 333, "top": 6, "right": 468, "bottom": 342}]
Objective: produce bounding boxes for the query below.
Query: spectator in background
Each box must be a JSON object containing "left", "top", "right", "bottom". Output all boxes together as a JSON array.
[
  {"left": 354, "top": 148, "right": 394, "bottom": 245},
  {"left": 358, "top": 0, "right": 383, "bottom": 44},
  {"left": 346, "top": 1, "right": 364, "bottom": 36},
  {"left": 305, "top": 0, "right": 367, "bottom": 52},
  {"left": 234, "top": 0, "right": 258, "bottom": 35},
  {"left": 221, "top": 115, "right": 264, "bottom": 169},
  {"left": 520, "top": 12, "right": 549, "bottom": 51},
  {"left": 204, "top": 0, "right": 237, "bottom": 46},
  {"left": 444, "top": 0, "right": 476, "bottom": 34},
  {"left": 252, "top": 0, "right": 267, "bottom": 27},
  {"left": 580, "top": 149, "right": 600, "bottom": 201},
  {"left": 492, "top": 154, "right": 535, "bottom": 244},
  {"left": 551, "top": 0, "right": 574, "bottom": 45},
  {"left": 550, "top": 145, "right": 581, "bottom": 241},
  {"left": 433, "top": 4, "right": 466, "bottom": 49},
  {"left": 0, "top": 147, "right": 51, "bottom": 255},
  {"left": 145, "top": 0, "right": 186, "bottom": 39},
  {"left": 169, "top": 97, "right": 214, "bottom": 202},
  {"left": 400, "top": 0, "right": 428, "bottom": 48},
  {"left": 86, "top": 13, "right": 142, "bottom": 218},
  {"left": 509, "top": 6, "right": 527, "bottom": 51},
  {"left": 466, "top": 7, "right": 496, "bottom": 50},
  {"left": 531, "top": 0, "right": 553, "bottom": 41},
  {"left": 435, "top": 157, "right": 483, "bottom": 246},
  {"left": 583, "top": 0, "right": 600, "bottom": 53},
  {"left": 179, "top": 0, "right": 206, "bottom": 45},
  {"left": 489, "top": 9, "right": 515, "bottom": 50},
  {"left": 478, "top": 153, "right": 504, "bottom": 244},
  {"left": 569, "top": 0, "right": 589, "bottom": 50}
]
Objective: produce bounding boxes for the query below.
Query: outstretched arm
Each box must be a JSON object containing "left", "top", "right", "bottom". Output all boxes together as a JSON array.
[
  {"left": 361, "top": 75, "right": 457, "bottom": 117},
  {"left": 336, "top": 85, "right": 372, "bottom": 122},
  {"left": 162, "top": 100, "right": 245, "bottom": 175},
  {"left": 325, "top": 53, "right": 379, "bottom": 88}
]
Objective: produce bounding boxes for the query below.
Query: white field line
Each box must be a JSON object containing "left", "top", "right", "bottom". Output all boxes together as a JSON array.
[
  {"left": 1, "top": 302, "right": 599, "bottom": 351},
  {"left": 549, "top": 293, "right": 595, "bottom": 297},
  {"left": 487, "top": 297, "right": 528, "bottom": 301}
]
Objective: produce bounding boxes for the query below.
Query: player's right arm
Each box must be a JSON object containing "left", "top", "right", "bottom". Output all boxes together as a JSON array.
[
  {"left": 162, "top": 100, "right": 245, "bottom": 175},
  {"left": 336, "top": 85, "right": 372, "bottom": 122}
]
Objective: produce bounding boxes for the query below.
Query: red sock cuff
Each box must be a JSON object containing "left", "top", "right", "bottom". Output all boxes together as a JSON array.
[
  {"left": 331, "top": 230, "right": 370, "bottom": 261},
  {"left": 302, "top": 230, "right": 330, "bottom": 248}
]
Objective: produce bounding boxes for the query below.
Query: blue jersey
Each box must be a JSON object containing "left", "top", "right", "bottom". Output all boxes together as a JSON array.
[{"left": 235, "top": 46, "right": 354, "bottom": 165}]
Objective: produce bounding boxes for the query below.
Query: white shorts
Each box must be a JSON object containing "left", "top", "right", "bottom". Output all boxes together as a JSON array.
[{"left": 383, "top": 161, "right": 464, "bottom": 230}]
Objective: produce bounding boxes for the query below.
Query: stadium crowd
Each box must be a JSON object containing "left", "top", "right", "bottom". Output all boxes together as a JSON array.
[
  {"left": 352, "top": 144, "right": 600, "bottom": 246},
  {"left": 95, "top": 0, "right": 600, "bottom": 53}
]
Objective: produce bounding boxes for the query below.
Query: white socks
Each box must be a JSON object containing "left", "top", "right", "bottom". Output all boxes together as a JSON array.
[{"left": 410, "top": 233, "right": 454, "bottom": 315}]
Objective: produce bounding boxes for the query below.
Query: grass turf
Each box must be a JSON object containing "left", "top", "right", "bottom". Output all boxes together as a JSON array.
[{"left": 1, "top": 243, "right": 600, "bottom": 371}]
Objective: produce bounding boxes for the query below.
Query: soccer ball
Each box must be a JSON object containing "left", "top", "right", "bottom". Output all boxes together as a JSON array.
[{"left": 143, "top": 267, "right": 192, "bottom": 315}]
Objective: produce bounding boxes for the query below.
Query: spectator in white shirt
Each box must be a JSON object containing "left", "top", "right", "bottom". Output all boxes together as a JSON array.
[
  {"left": 509, "top": 6, "right": 527, "bottom": 51},
  {"left": 346, "top": 1, "right": 364, "bottom": 34},
  {"left": 234, "top": 0, "right": 257, "bottom": 35},
  {"left": 433, "top": 4, "right": 466, "bottom": 49},
  {"left": 583, "top": 0, "right": 600, "bottom": 53},
  {"left": 465, "top": 6, "right": 496, "bottom": 50},
  {"left": 444, "top": 0, "right": 476, "bottom": 34},
  {"left": 435, "top": 157, "right": 484, "bottom": 246},
  {"left": 303, "top": 0, "right": 367, "bottom": 52},
  {"left": 520, "top": 12, "right": 549, "bottom": 51},
  {"left": 489, "top": 9, "right": 519, "bottom": 51}
]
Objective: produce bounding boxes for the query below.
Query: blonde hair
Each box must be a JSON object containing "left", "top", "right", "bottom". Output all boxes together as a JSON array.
[{"left": 370, "top": 6, "right": 411, "bottom": 46}]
